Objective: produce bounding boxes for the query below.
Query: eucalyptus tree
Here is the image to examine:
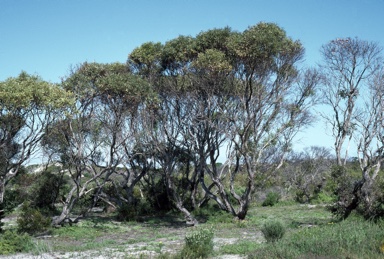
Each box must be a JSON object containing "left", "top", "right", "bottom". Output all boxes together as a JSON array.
[
  {"left": 128, "top": 23, "right": 319, "bottom": 221},
  {"left": 320, "top": 38, "right": 383, "bottom": 218},
  {"left": 129, "top": 36, "right": 201, "bottom": 224},
  {"left": 320, "top": 38, "right": 382, "bottom": 166},
  {"left": 181, "top": 28, "right": 240, "bottom": 214},
  {"left": 0, "top": 72, "right": 72, "bottom": 228},
  {"left": 173, "top": 24, "right": 317, "bottom": 220},
  {"left": 42, "top": 62, "right": 154, "bottom": 225},
  {"left": 352, "top": 68, "right": 384, "bottom": 218},
  {"left": 212, "top": 23, "right": 318, "bottom": 219}
]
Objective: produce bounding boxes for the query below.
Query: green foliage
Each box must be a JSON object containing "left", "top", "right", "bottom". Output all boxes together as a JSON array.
[
  {"left": 312, "top": 191, "right": 336, "bottom": 204},
  {"left": 31, "top": 170, "right": 66, "bottom": 212},
  {"left": 162, "top": 35, "right": 195, "bottom": 66},
  {"left": 116, "top": 200, "right": 152, "bottom": 222},
  {"left": 3, "top": 168, "right": 34, "bottom": 212},
  {"left": 194, "top": 203, "right": 233, "bottom": 224},
  {"left": 195, "top": 27, "right": 234, "bottom": 53},
  {"left": 71, "top": 188, "right": 95, "bottom": 215},
  {"left": 220, "top": 240, "right": 259, "bottom": 255},
  {"left": 230, "top": 22, "right": 303, "bottom": 77},
  {"left": 326, "top": 163, "right": 384, "bottom": 220},
  {"left": 178, "top": 227, "right": 214, "bottom": 258},
  {"left": 3, "top": 188, "right": 24, "bottom": 212},
  {"left": 63, "top": 62, "right": 154, "bottom": 105},
  {"left": 262, "top": 191, "right": 281, "bottom": 207},
  {"left": 17, "top": 202, "right": 51, "bottom": 235},
  {"left": 128, "top": 42, "right": 163, "bottom": 78},
  {"left": 250, "top": 217, "right": 384, "bottom": 258},
  {"left": 261, "top": 219, "right": 286, "bottom": 243},
  {"left": 0, "top": 230, "right": 33, "bottom": 255},
  {"left": 192, "top": 49, "right": 232, "bottom": 73},
  {"left": 363, "top": 177, "right": 384, "bottom": 219},
  {"left": 0, "top": 72, "right": 73, "bottom": 109},
  {"left": 144, "top": 177, "right": 172, "bottom": 212}
]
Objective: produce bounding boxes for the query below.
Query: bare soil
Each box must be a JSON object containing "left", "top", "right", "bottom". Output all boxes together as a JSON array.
[{"left": 0, "top": 214, "right": 263, "bottom": 259}]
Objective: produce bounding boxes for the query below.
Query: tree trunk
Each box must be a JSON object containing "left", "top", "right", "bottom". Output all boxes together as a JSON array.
[
  {"left": 166, "top": 174, "right": 198, "bottom": 226},
  {"left": 0, "top": 179, "right": 4, "bottom": 232},
  {"left": 52, "top": 186, "right": 77, "bottom": 226},
  {"left": 341, "top": 180, "right": 363, "bottom": 220},
  {"left": 0, "top": 179, "right": 4, "bottom": 204}
]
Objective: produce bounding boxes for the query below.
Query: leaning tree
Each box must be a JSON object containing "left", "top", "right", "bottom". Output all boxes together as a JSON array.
[
  {"left": 0, "top": 72, "right": 72, "bottom": 229},
  {"left": 42, "top": 62, "right": 155, "bottom": 225}
]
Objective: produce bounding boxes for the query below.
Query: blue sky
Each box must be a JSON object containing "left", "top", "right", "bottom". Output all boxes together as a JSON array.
[{"left": 1, "top": 0, "right": 384, "bottom": 154}]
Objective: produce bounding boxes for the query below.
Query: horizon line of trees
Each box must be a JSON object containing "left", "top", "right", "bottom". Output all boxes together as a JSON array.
[{"left": 1, "top": 22, "right": 384, "bottom": 228}]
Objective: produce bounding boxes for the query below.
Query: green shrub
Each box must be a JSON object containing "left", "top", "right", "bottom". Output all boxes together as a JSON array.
[
  {"left": 31, "top": 171, "right": 66, "bottom": 212},
  {"left": 17, "top": 203, "right": 51, "bottom": 235},
  {"left": 144, "top": 177, "right": 172, "bottom": 212},
  {"left": 262, "top": 192, "right": 280, "bottom": 207},
  {"left": 179, "top": 227, "right": 214, "bottom": 258},
  {"left": 116, "top": 200, "right": 152, "bottom": 221},
  {"left": 3, "top": 188, "right": 25, "bottom": 212},
  {"left": 261, "top": 220, "right": 286, "bottom": 243},
  {"left": 116, "top": 203, "right": 137, "bottom": 221},
  {"left": 0, "top": 230, "right": 33, "bottom": 255},
  {"left": 312, "top": 191, "right": 335, "bottom": 204},
  {"left": 3, "top": 168, "right": 31, "bottom": 212},
  {"left": 196, "top": 203, "right": 233, "bottom": 224}
]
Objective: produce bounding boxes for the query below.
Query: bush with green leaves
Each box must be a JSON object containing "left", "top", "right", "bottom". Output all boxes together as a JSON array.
[
  {"left": 31, "top": 170, "right": 67, "bottom": 212},
  {"left": 3, "top": 167, "right": 31, "bottom": 212},
  {"left": 262, "top": 191, "right": 281, "bottom": 207},
  {"left": 261, "top": 220, "right": 286, "bottom": 243},
  {"left": 17, "top": 202, "right": 51, "bottom": 235},
  {"left": 312, "top": 191, "right": 335, "bottom": 204},
  {"left": 0, "top": 230, "right": 33, "bottom": 255},
  {"left": 116, "top": 200, "right": 152, "bottom": 221},
  {"left": 179, "top": 227, "right": 214, "bottom": 258}
]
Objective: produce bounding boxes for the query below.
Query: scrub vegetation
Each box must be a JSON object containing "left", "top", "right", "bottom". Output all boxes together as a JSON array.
[{"left": 1, "top": 22, "right": 384, "bottom": 258}]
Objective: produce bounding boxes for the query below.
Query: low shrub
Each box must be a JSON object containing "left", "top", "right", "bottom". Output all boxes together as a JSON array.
[
  {"left": 0, "top": 230, "right": 33, "bottom": 255},
  {"left": 196, "top": 203, "right": 234, "bottom": 224},
  {"left": 17, "top": 203, "right": 51, "bottom": 235},
  {"left": 31, "top": 171, "right": 66, "bottom": 212},
  {"left": 116, "top": 200, "right": 152, "bottom": 222},
  {"left": 178, "top": 227, "right": 214, "bottom": 258},
  {"left": 261, "top": 219, "right": 286, "bottom": 243},
  {"left": 262, "top": 191, "right": 281, "bottom": 207},
  {"left": 116, "top": 203, "right": 136, "bottom": 221},
  {"left": 312, "top": 191, "right": 335, "bottom": 204}
]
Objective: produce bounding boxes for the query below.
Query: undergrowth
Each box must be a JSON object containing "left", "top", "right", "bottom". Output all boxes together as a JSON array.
[
  {"left": 248, "top": 216, "right": 384, "bottom": 258},
  {"left": 0, "top": 230, "right": 34, "bottom": 255}
]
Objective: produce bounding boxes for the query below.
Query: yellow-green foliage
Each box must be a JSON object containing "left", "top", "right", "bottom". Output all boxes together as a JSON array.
[
  {"left": 179, "top": 227, "right": 214, "bottom": 258},
  {"left": 0, "top": 230, "right": 33, "bottom": 255},
  {"left": 17, "top": 203, "right": 51, "bottom": 235},
  {"left": 261, "top": 219, "right": 286, "bottom": 242},
  {"left": 0, "top": 72, "right": 73, "bottom": 110}
]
